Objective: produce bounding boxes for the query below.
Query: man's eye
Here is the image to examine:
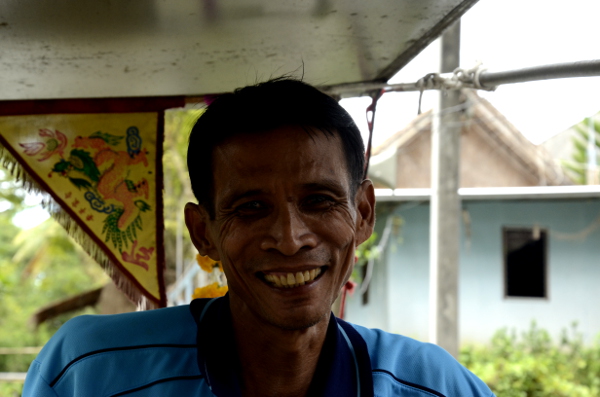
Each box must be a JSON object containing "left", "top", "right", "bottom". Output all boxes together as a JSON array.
[
  {"left": 304, "top": 195, "right": 335, "bottom": 208},
  {"left": 236, "top": 201, "right": 266, "bottom": 213}
]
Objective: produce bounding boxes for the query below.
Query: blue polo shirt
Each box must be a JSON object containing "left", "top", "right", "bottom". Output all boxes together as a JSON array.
[{"left": 23, "top": 295, "right": 494, "bottom": 396}]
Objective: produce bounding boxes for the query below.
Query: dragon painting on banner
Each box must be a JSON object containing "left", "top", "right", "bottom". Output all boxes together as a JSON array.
[{"left": 0, "top": 112, "right": 165, "bottom": 307}]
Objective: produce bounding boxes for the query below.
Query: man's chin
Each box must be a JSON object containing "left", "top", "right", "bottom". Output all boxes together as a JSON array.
[{"left": 265, "top": 310, "right": 329, "bottom": 331}]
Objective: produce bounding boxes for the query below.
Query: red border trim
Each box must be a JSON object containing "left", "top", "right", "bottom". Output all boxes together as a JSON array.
[
  {"left": 155, "top": 111, "right": 167, "bottom": 307},
  {"left": 0, "top": 97, "right": 185, "bottom": 116}
]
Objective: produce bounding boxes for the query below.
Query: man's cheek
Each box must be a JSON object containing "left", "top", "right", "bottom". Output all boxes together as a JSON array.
[
  {"left": 328, "top": 222, "right": 357, "bottom": 248},
  {"left": 325, "top": 208, "right": 357, "bottom": 234},
  {"left": 216, "top": 218, "right": 239, "bottom": 241},
  {"left": 218, "top": 223, "right": 250, "bottom": 250}
]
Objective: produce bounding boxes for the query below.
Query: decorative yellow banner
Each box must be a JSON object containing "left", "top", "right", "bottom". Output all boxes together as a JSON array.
[{"left": 0, "top": 112, "right": 166, "bottom": 307}]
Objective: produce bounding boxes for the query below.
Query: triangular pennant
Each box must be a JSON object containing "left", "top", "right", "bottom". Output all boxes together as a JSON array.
[{"left": 0, "top": 98, "right": 184, "bottom": 308}]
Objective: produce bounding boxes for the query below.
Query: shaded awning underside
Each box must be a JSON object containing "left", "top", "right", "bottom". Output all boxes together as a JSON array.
[{"left": 0, "top": 0, "right": 477, "bottom": 100}]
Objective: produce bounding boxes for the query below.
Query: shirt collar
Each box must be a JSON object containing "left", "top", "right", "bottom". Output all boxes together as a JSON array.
[{"left": 190, "top": 295, "right": 373, "bottom": 397}]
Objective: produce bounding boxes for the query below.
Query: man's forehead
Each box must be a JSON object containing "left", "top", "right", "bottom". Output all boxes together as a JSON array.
[
  {"left": 212, "top": 127, "right": 343, "bottom": 166},
  {"left": 210, "top": 127, "right": 351, "bottom": 197}
]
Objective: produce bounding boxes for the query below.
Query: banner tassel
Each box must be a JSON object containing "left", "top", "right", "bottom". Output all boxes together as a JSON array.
[{"left": 0, "top": 143, "right": 157, "bottom": 310}]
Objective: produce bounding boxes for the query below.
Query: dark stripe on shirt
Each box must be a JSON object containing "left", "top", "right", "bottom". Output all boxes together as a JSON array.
[
  {"left": 49, "top": 344, "right": 197, "bottom": 387},
  {"left": 110, "top": 374, "right": 205, "bottom": 396},
  {"left": 372, "top": 369, "right": 447, "bottom": 397}
]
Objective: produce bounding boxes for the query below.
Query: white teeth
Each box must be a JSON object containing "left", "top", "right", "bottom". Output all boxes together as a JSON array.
[{"left": 265, "top": 268, "right": 323, "bottom": 288}]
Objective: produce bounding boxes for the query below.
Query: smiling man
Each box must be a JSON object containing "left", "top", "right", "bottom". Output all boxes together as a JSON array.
[{"left": 23, "top": 78, "right": 494, "bottom": 397}]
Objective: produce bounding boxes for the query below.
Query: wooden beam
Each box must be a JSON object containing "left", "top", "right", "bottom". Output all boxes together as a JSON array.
[{"left": 31, "top": 287, "right": 103, "bottom": 327}]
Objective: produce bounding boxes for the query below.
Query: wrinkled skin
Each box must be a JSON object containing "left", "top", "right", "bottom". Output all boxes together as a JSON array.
[
  {"left": 185, "top": 126, "right": 376, "bottom": 396},
  {"left": 185, "top": 126, "right": 375, "bottom": 331}
]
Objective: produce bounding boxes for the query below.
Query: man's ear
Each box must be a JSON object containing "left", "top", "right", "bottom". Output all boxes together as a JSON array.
[
  {"left": 355, "top": 179, "right": 376, "bottom": 246},
  {"left": 184, "top": 202, "right": 220, "bottom": 261}
]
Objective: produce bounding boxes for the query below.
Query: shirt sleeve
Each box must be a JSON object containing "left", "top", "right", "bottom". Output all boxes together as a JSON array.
[{"left": 22, "top": 360, "right": 60, "bottom": 397}]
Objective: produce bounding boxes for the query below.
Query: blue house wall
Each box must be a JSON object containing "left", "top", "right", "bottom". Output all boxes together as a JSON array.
[{"left": 346, "top": 198, "right": 600, "bottom": 345}]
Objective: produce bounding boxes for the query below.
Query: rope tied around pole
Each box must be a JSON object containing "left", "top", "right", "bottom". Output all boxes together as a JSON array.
[
  {"left": 453, "top": 62, "right": 496, "bottom": 91},
  {"left": 415, "top": 63, "right": 496, "bottom": 114}
]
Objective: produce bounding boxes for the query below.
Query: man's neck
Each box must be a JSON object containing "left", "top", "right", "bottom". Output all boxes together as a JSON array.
[{"left": 230, "top": 300, "right": 330, "bottom": 397}]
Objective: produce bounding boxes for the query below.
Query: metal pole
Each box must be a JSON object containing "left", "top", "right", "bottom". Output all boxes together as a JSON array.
[
  {"left": 324, "top": 59, "right": 600, "bottom": 97},
  {"left": 429, "top": 20, "right": 461, "bottom": 358},
  {"left": 479, "top": 60, "right": 600, "bottom": 88}
]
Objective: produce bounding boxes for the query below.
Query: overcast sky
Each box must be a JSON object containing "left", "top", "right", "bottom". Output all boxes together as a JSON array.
[{"left": 342, "top": 0, "right": 600, "bottom": 147}]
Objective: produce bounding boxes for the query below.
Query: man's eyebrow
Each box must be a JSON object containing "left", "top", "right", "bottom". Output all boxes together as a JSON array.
[{"left": 301, "top": 179, "right": 347, "bottom": 195}]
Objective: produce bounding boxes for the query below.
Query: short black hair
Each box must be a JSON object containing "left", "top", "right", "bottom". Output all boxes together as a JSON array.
[{"left": 187, "top": 77, "right": 365, "bottom": 217}]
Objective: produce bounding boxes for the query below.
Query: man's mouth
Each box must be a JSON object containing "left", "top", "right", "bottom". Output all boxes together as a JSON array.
[{"left": 263, "top": 267, "right": 323, "bottom": 288}]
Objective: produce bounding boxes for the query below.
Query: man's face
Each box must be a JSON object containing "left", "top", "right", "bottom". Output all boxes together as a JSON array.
[{"left": 186, "top": 126, "right": 374, "bottom": 330}]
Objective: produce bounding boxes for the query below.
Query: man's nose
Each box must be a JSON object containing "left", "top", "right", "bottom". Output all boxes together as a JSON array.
[{"left": 260, "top": 204, "right": 317, "bottom": 255}]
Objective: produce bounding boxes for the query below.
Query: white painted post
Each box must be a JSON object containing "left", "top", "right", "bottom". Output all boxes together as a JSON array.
[{"left": 429, "top": 20, "right": 461, "bottom": 358}]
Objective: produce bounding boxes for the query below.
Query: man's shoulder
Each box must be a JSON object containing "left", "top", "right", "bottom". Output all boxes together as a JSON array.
[
  {"left": 347, "top": 323, "right": 494, "bottom": 397},
  {"left": 348, "top": 323, "right": 450, "bottom": 364},
  {"left": 28, "top": 305, "right": 200, "bottom": 395},
  {"left": 49, "top": 304, "right": 197, "bottom": 352}
]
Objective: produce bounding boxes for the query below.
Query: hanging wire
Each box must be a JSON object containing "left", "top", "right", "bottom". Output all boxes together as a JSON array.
[{"left": 363, "top": 89, "right": 385, "bottom": 180}]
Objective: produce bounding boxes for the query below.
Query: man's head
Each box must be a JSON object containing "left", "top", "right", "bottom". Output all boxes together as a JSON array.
[
  {"left": 187, "top": 78, "right": 365, "bottom": 218},
  {"left": 185, "top": 78, "right": 375, "bottom": 331}
]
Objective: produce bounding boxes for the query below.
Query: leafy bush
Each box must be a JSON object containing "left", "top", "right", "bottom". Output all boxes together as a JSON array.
[{"left": 460, "top": 322, "right": 600, "bottom": 397}]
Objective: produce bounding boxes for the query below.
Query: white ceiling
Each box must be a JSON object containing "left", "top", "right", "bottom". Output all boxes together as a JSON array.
[{"left": 0, "top": 0, "right": 477, "bottom": 100}]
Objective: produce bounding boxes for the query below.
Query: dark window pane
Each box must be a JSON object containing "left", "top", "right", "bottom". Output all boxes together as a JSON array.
[{"left": 504, "top": 228, "right": 547, "bottom": 298}]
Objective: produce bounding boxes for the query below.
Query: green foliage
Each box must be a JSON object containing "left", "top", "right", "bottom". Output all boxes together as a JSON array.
[
  {"left": 356, "top": 232, "right": 379, "bottom": 264},
  {"left": 0, "top": 193, "right": 107, "bottom": 395},
  {"left": 0, "top": 169, "right": 28, "bottom": 216},
  {"left": 562, "top": 116, "right": 600, "bottom": 184},
  {"left": 162, "top": 108, "right": 205, "bottom": 284},
  {"left": 352, "top": 232, "right": 379, "bottom": 283},
  {"left": 461, "top": 322, "right": 600, "bottom": 397}
]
